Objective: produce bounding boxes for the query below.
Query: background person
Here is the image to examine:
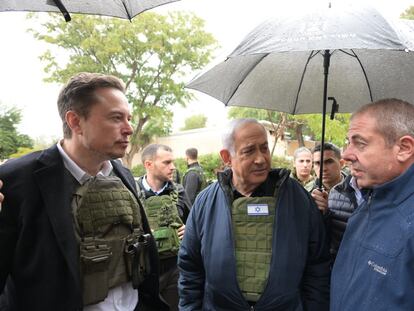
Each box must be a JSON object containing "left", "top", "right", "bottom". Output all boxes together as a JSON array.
[
  {"left": 307, "top": 142, "right": 346, "bottom": 213},
  {"left": 178, "top": 118, "right": 330, "bottom": 311},
  {"left": 331, "top": 98, "right": 414, "bottom": 311},
  {"left": 291, "top": 146, "right": 314, "bottom": 187},
  {"left": 182, "top": 147, "right": 207, "bottom": 205},
  {"left": 0, "top": 73, "right": 167, "bottom": 311},
  {"left": 136, "top": 144, "right": 191, "bottom": 311}
]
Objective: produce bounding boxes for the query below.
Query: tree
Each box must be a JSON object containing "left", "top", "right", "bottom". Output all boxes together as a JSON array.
[
  {"left": 299, "top": 113, "right": 350, "bottom": 147},
  {"left": 30, "top": 12, "right": 218, "bottom": 167},
  {"left": 0, "top": 104, "right": 34, "bottom": 160},
  {"left": 181, "top": 114, "right": 207, "bottom": 131},
  {"left": 228, "top": 106, "right": 349, "bottom": 149},
  {"left": 401, "top": 6, "right": 414, "bottom": 19}
]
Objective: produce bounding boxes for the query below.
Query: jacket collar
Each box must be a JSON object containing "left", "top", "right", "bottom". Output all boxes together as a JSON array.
[{"left": 372, "top": 163, "right": 414, "bottom": 206}]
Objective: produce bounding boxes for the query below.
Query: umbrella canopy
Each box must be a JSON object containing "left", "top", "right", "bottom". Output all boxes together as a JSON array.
[
  {"left": 187, "top": 4, "right": 414, "bottom": 188},
  {"left": 188, "top": 5, "right": 414, "bottom": 114},
  {"left": 0, "top": 0, "right": 179, "bottom": 22}
]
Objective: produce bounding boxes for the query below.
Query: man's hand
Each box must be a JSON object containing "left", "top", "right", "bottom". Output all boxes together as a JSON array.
[
  {"left": 311, "top": 188, "right": 329, "bottom": 214},
  {"left": 177, "top": 224, "right": 185, "bottom": 240}
]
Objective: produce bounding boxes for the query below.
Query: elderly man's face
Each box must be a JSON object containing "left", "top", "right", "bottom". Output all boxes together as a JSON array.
[
  {"left": 342, "top": 113, "right": 402, "bottom": 188},
  {"left": 223, "top": 122, "right": 271, "bottom": 192}
]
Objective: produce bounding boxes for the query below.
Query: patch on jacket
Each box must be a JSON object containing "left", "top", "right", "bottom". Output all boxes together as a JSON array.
[{"left": 367, "top": 260, "right": 388, "bottom": 276}]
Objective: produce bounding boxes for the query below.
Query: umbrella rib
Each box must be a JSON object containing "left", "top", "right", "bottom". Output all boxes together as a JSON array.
[
  {"left": 121, "top": 0, "right": 133, "bottom": 21},
  {"left": 226, "top": 54, "right": 268, "bottom": 106},
  {"left": 293, "top": 50, "right": 319, "bottom": 114},
  {"left": 340, "top": 49, "right": 373, "bottom": 102}
]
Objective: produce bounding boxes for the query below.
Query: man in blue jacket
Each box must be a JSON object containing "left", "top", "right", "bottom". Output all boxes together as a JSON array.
[
  {"left": 331, "top": 98, "right": 414, "bottom": 311},
  {"left": 178, "top": 118, "right": 330, "bottom": 311}
]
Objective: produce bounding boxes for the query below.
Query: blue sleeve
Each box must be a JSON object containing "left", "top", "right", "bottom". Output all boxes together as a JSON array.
[{"left": 177, "top": 196, "right": 205, "bottom": 310}]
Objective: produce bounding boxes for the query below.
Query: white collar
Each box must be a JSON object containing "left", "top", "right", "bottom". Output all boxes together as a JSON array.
[
  {"left": 141, "top": 175, "right": 168, "bottom": 195},
  {"left": 350, "top": 176, "right": 365, "bottom": 206},
  {"left": 56, "top": 141, "right": 113, "bottom": 185}
]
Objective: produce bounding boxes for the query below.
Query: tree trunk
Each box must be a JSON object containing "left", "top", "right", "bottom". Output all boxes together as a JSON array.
[
  {"left": 295, "top": 123, "right": 305, "bottom": 147},
  {"left": 123, "top": 117, "right": 148, "bottom": 169}
]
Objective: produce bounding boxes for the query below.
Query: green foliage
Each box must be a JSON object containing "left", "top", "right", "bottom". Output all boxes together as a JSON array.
[
  {"left": 0, "top": 105, "right": 34, "bottom": 160},
  {"left": 228, "top": 107, "right": 281, "bottom": 122},
  {"left": 29, "top": 11, "right": 218, "bottom": 167},
  {"left": 401, "top": 6, "right": 414, "bottom": 19},
  {"left": 228, "top": 107, "right": 350, "bottom": 147},
  {"left": 131, "top": 164, "right": 146, "bottom": 178},
  {"left": 198, "top": 153, "right": 223, "bottom": 181},
  {"left": 181, "top": 114, "right": 207, "bottom": 131},
  {"left": 271, "top": 156, "right": 292, "bottom": 170},
  {"left": 9, "top": 147, "right": 41, "bottom": 159},
  {"left": 300, "top": 114, "right": 350, "bottom": 147}
]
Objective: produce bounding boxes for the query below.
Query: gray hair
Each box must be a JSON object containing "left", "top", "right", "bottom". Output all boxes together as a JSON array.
[
  {"left": 222, "top": 118, "right": 263, "bottom": 155},
  {"left": 293, "top": 147, "right": 312, "bottom": 160},
  {"left": 141, "top": 143, "right": 172, "bottom": 164},
  {"left": 352, "top": 98, "right": 414, "bottom": 147}
]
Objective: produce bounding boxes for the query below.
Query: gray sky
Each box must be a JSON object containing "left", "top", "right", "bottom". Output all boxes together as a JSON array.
[{"left": 0, "top": 0, "right": 412, "bottom": 140}]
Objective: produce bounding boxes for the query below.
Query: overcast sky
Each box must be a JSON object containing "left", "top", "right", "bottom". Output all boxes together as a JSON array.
[{"left": 0, "top": 0, "right": 412, "bottom": 140}]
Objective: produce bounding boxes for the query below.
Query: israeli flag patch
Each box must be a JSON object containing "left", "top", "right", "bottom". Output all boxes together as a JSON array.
[{"left": 247, "top": 204, "right": 269, "bottom": 216}]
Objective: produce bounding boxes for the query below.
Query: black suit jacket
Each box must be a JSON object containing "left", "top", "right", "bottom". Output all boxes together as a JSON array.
[{"left": 0, "top": 145, "right": 167, "bottom": 311}]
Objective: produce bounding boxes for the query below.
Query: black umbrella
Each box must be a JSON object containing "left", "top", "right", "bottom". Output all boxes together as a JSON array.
[
  {"left": 187, "top": 3, "right": 414, "bottom": 189},
  {"left": 0, "top": 0, "right": 179, "bottom": 22}
]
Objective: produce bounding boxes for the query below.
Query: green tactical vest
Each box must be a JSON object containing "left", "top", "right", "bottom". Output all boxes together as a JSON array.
[
  {"left": 141, "top": 189, "right": 183, "bottom": 259},
  {"left": 231, "top": 196, "right": 276, "bottom": 302},
  {"left": 72, "top": 175, "right": 150, "bottom": 306}
]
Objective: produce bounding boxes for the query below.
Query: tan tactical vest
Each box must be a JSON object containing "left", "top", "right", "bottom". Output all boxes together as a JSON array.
[
  {"left": 142, "top": 190, "right": 183, "bottom": 259},
  {"left": 231, "top": 196, "right": 276, "bottom": 302},
  {"left": 72, "top": 175, "right": 150, "bottom": 306}
]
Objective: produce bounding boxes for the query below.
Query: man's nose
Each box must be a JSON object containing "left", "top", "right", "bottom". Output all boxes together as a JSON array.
[{"left": 123, "top": 121, "right": 133, "bottom": 136}]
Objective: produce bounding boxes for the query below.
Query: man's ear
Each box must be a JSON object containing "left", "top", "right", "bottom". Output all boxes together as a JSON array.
[
  {"left": 220, "top": 149, "right": 232, "bottom": 166},
  {"left": 396, "top": 135, "right": 414, "bottom": 162},
  {"left": 339, "top": 158, "right": 345, "bottom": 167},
  {"left": 143, "top": 159, "right": 153, "bottom": 171},
  {"left": 65, "top": 111, "right": 82, "bottom": 135}
]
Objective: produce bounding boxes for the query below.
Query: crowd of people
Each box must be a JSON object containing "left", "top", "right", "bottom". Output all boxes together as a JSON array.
[{"left": 0, "top": 72, "right": 414, "bottom": 311}]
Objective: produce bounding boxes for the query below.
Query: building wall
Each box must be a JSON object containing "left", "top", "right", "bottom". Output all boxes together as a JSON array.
[{"left": 131, "top": 126, "right": 292, "bottom": 167}]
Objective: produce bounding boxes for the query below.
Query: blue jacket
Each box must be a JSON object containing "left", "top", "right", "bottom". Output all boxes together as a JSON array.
[
  {"left": 178, "top": 169, "right": 330, "bottom": 311},
  {"left": 331, "top": 163, "right": 414, "bottom": 311}
]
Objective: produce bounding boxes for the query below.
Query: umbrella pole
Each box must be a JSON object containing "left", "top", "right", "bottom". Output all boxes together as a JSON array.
[{"left": 318, "top": 50, "right": 331, "bottom": 190}]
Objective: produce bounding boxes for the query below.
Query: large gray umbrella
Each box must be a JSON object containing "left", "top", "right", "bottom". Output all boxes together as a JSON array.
[
  {"left": 187, "top": 4, "right": 414, "bottom": 188},
  {"left": 0, "top": 0, "right": 179, "bottom": 22}
]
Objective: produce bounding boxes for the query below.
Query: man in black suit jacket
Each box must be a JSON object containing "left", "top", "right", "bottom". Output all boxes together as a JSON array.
[{"left": 0, "top": 73, "right": 167, "bottom": 311}]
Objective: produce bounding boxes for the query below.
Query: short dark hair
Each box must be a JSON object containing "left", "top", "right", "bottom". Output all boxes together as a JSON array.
[
  {"left": 185, "top": 148, "right": 198, "bottom": 160},
  {"left": 312, "top": 142, "right": 341, "bottom": 159},
  {"left": 352, "top": 98, "right": 414, "bottom": 147},
  {"left": 57, "top": 72, "right": 125, "bottom": 138},
  {"left": 141, "top": 144, "right": 172, "bottom": 164}
]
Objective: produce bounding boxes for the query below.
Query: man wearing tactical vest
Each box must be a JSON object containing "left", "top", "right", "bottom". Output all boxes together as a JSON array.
[
  {"left": 182, "top": 147, "right": 207, "bottom": 205},
  {"left": 0, "top": 73, "right": 168, "bottom": 311},
  {"left": 136, "top": 144, "right": 191, "bottom": 311},
  {"left": 178, "top": 118, "right": 330, "bottom": 311}
]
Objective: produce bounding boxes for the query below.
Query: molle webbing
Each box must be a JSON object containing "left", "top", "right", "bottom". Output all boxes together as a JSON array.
[
  {"left": 142, "top": 190, "right": 183, "bottom": 258},
  {"left": 144, "top": 190, "right": 182, "bottom": 230},
  {"left": 73, "top": 176, "right": 141, "bottom": 236},
  {"left": 231, "top": 196, "right": 276, "bottom": 302},
  {"left": 72, "top": 175, "right": 147, "bottom": 306}
]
